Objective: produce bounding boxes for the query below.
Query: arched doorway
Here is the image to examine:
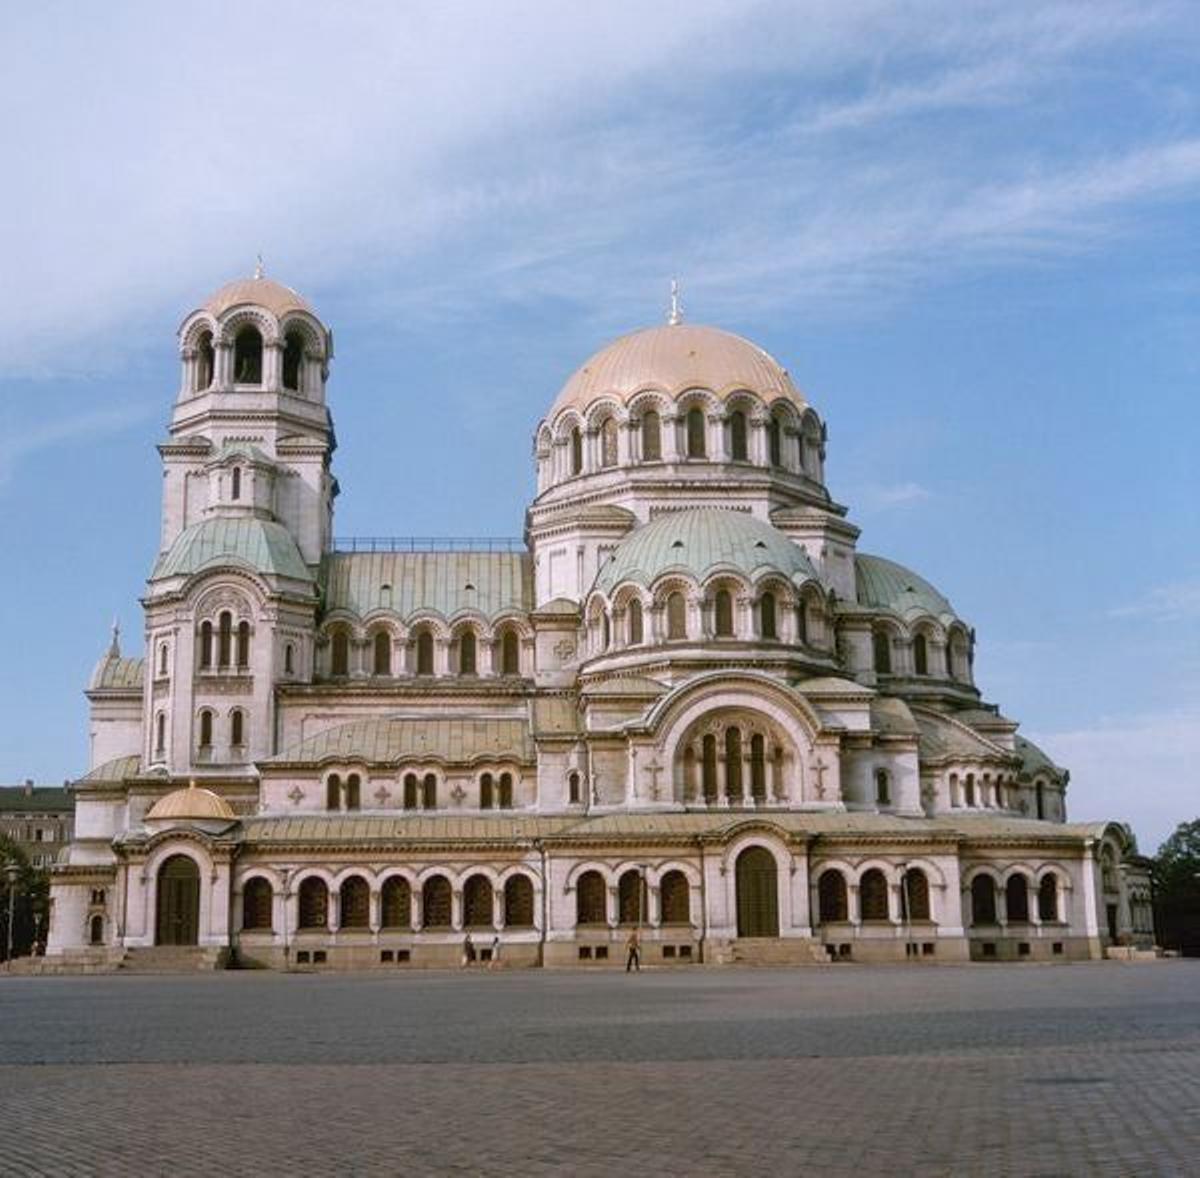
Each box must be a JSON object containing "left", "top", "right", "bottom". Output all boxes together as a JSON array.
[
  {"left": 156, "top": 855, "right": 200, "bottom": 946},
  {"left": 735, "top": 846, "right": 779, "bottom": 937}
]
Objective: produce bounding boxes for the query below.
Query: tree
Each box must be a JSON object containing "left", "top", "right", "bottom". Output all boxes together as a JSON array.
[
  {"left": 1152, "top": 819, "right": 1200, "bottom": 957},
  {"left": 0, "top": 836, "right": 50, "bottom": 961}
]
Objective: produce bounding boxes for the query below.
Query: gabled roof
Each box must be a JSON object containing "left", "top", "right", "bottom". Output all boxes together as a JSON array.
[
  {"left": 0, "top": 786, "right": 73, "bottom": 813},
  {"left": 914, "top": 708, "right": 1012, "bottom": 763},
  {"left": 268, "top": 716, "right": 535, "bottom": 767},
  {"left": 321, "top": 551, "right": 532, "bottom": 619},
  {"left": 152, "top": 518, "right": 312, "bottom": 582}
]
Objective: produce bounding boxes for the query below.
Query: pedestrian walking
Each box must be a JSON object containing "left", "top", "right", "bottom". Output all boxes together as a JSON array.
[
  {"left": 461, "top": 933, "right": 475, "bottom": 968},
  {"left": 625, "top": 928, "right": 641, "bottom": 972},
  {"left": 489, "top": 934, "right": 501, "bottom": 970}
]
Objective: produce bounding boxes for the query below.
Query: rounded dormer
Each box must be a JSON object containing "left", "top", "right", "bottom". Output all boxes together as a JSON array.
[{"left": 177, "top": 270, "right": 332, "bottom": 402}]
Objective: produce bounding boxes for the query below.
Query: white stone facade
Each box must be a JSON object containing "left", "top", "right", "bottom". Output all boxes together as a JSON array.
[{"left": 46, "top": 275, "right": 1153, "bottom": 969}]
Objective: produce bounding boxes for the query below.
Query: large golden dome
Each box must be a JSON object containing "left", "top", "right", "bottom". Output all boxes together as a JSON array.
[
  {"left": 549, "top": 323, "right": 804, "bottom": 420},
  {"left": 201, "top": 275, "right": 313, "bottom": 320}
]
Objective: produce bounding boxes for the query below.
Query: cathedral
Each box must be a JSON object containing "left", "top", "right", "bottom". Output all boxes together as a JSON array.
[{"left": 45, "top": 273, "right": 1154, "bottom": 969}]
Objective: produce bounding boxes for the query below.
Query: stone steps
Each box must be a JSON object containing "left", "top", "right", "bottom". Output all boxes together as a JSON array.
[
  {"left": 714, "top": 937, "right": 829, "bottom": 966},
  {"left": 119, "top": 946, "right": 229, "bottom": 973}
]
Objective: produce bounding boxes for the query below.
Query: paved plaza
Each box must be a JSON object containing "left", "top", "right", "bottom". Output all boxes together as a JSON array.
[{"left": 1, "top": 962, "right": 1197, "bottom": 1176}]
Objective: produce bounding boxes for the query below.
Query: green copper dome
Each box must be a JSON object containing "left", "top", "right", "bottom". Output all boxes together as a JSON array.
[
  {"left": 593, "top": 508, "right": 818, "bottom": 596},
  {"left": 152, "top": 518, "right": 312, "bottom": 582},
  {"left": 855, "top": 554, "right": 957, "bottom": 621}
]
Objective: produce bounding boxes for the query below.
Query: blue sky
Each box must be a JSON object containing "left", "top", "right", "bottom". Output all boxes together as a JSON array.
[{"left": 1, "top": 1, "right": 1196, "bottom": 851}]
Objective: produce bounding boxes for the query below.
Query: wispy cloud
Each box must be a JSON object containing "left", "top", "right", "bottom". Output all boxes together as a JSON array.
[
  {"left": 0, "top": 406, "right": 152, "bottom": 488},
  {"left": 853, "top": 481, "right": 933, "bottom": 511},
  {"left": 1028, "top": 707, "right": 1200, "bottom": 853},
  {"left": 1110, "top": 580, "right": 1200, "bottom": 621}
]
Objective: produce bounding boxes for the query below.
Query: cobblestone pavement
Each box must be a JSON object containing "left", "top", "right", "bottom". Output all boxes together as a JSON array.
[{"left": 1, "top": 962, "right": 1197, "bottom": 1176}]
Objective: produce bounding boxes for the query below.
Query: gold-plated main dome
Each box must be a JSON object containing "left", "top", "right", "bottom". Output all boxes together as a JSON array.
[
  {"left": 146, "top": 783, "right": 236, "bottom": 822},
  {"left": 201, "top": 276, "right": 313, "bottom": 320},
  {"left": 549, "top": 323, "right": 804, "bottom": 419}
]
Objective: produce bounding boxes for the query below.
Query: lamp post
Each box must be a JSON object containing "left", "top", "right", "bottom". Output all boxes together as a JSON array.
[{"left": 4, "top": 862, "right": 20, "bottom": 964}]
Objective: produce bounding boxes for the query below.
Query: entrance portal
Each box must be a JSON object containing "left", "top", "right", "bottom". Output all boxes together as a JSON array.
[
  {"left": 735, "top": 846, "right": 779, "bottom": 937},
  {"left": 156, "top": 854, "right": 200, "bottom": 945}
]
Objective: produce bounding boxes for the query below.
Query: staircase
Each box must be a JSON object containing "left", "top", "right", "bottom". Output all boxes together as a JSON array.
[
  {"left": 714, "top": 938, "right": 830, "bottom": 966},
  {"left": 119, "top": 946, "right": 229, "bottom": 973}
]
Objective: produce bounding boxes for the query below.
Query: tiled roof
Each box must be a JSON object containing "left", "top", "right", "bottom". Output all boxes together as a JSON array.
[
  {"left": 593, "top": 507, "right": 819, "bottom": 596},
  {"left": 152, "top": 518, "right": 313, "bottom": 582},
  {"left": 269, "top": 716, "right": 535, "bottom": 766},
  {"left": 1015, "top": 735, "right": 1065, "bottom": 779},
  {"left": 321, "top": 551, "right": 533, "bottom": 619},
  {"left": 914, "top": 708, "right": 1011, "bottom": 763},
  {"left": 77, "top": 755, "right": 142, "bottom": 784},
  {"left": 855, "top": 554, "right": 957, "bottom": 621},
  {"left": 0, "top": 786, "right": 73, "bottom": 813}
]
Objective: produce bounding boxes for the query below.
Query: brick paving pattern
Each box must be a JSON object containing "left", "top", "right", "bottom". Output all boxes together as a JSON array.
[{"left": 1, "top": 963, "right": 1198, "bottom": 1176}]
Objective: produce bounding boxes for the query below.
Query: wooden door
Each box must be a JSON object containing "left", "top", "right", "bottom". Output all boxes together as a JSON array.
[
  {"left": 156, "top": 855, "right": 200, "bottom": 945},
  {"left": 736, "top": 847, "right": 779, "bottom": 937}
]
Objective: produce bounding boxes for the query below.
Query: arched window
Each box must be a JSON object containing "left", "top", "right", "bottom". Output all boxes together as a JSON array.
[
  {"left": 818, "top": 870, "right": 848, "bottom": 923},
  {"left": 89, "top": 914, "right": 104, "bottom": 945},
  {"left": 231, "top": 466, "right": 242, "bottom": 501},
  {"left": 903, "top": 869, "right": 930, "bottom": 922},
  {"left": 796, "top": 603, "right": 808, "bottom": 647},
  {"left": 1005, "top": 875, "right": 1029, "bottom": 923},
  {"left": 233, "top": 325, "right": 263, "bottom": 383},
  {"left": 195, "top": 330, "right": 214, "bottom": 391},
  {"left": 331, "top": 630, "right": 349, "bottom": 677},
  {"left": 971, "top": 875, "right": 997, "bottom": 925},
  {"left": 345, "top": 773, "right": 361, "bottom": 811},
  {"left": 575, "top": 870, "right": 607, "bottom": 925},
  {"left": 641, "top": 410, "right": 661, "bottom": 461},
  {"left": 373, "top": 631, "right": 391, "bottom": 676},
  {"left": 686, "top": 407, "right": 706, "bottom": 458},
  {"left": 199, "top": 621, "right": 213, "bottom": 670},
  {"left": 422, "top": 773, "right": 437, "bottom": 810},
  {"left": 381, "top": 877, "right": 411, "bottom": 928},
  {"left": 759, "top": 592, "right": 777, "bottom": 639},
  {"left": 618, "top": 870, "right": 643, "bottom": 925},
  {"left": 701, "top": 733, "right": 718, "bottom": 803},
  {"left": 715, "top": 589, "right": 734, "bottom": 637},
  {"left": 218, "top": 611, "right": 233, "bottom": 668},
  {"left": 914, "top": 633, "right": 928, "bottom": 675},
  {"left": 480, "top": 772, "right": 494, "bottom": 810},
  {"left": 416, "top": 629, "right": 434, "bottom": 676},
  {"left": 873, "top": 629, "right": 891, "bottom": 674},
  {"left": 1035, "top": 781, "right": 1046, "bottom": 820},
  {"left": 155, "top": 711, "right": 166, "bottom": 755},
  {"left": 159, "top": 643, "right": 168, "bottom": 676},
  {"left": 236, "top": 621, "right": 250, "bottom": 669},
  {"left": 875, "top": 768, "right": 890, "bottom": 806},
  {"left": 499, "top": 772, "right": 513, "bottom": 809},
  {"left": 326, "top": 774, "right": 341, "bottom": 811},
  {"left": 284, "top": 643, "right": 295, "bottom": 675},
  {"left": 463, "top": 875, "right": 493, "bottom": 928},
  {"left": 750, "top": 734, "right": 766, "bottom": 802},
  {"left": 500, "top": 629, "right": 520, "bottom": 675},
  {"left": 860, "top": 869, "right": 890, "bottom": 922},
  {"left": 282, "top": 330, "right": 304, "bottom": 392},
  {"left": 1037, "top": 874, "right": 1058, "bottom": 922},
  {"left": 198, "top": 710, "right": 213, "bottom": 749},
  {"left": 667, "top": 591, "right": 687, "bottom": 640},
  {"left": 768, "top": 417, "right": 782, "bottom": 467},
  {"left": 729, "top": 410, "right": 748, "bottom": 460},
  {"left": 242, "top": 878, "right": 272, "bottom": 930},
  {"left": 627, "top": 598, "right": 644, "bottom": 646},
  {"left": 660, "top": 870, "right": 690, "bottom": 924},
  {"left": 340, "top": 882, "right": 367, "bottom": 935},
  {"left": 600, "top": 417, "right": 618, "bottom": 468},
  {"left": 504, "top": 875, "right": 534, "bottom": 927},
  {"left": 600, "top": 611, "right": 610, "bottom": 651},
  {"left": 230, "top": 709, "right": 244, "bottom": 747},
  {"left": 422, "top": 876, "right": 452, "bottom": 928},
  {"left": 964, "top": 773, "right": 976, "bottom": 807},
  {"left": 403, "top": 773, "right": 418, "bottom": 810},
  {"left": 298, "top": 877, "right": 328, "bottom": 929},
  {"left": 459, "top": 630, "right": 477, "bottom": 675},
  {"left": 570, "top": 427, "right": 583, "bottom": 475},
  {"left": 725, "top": 727, "right": 743, "bottom": 800},
  {"left": 568, "top": 771, "right": 581, "bottom": 804}
]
